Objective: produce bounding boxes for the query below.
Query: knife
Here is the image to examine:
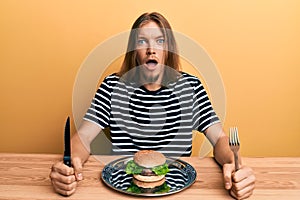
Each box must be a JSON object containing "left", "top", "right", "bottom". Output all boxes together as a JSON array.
[{"left": 63, "top": 116, "right": 72, "bottom": 167}]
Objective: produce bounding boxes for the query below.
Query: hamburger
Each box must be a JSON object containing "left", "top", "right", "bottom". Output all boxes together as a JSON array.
[{"left": 125, "top": 150, "right": 170, "bottom": 193}]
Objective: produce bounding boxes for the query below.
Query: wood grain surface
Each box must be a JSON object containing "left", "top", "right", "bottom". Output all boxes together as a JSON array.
[{"left": 0, "top": 153, "right": 299, "bottom": 200}]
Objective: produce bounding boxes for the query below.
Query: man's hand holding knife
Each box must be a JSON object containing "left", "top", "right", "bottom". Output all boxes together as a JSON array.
[{"left": 49, "top": 116, "right": 83, "bottom": 196}]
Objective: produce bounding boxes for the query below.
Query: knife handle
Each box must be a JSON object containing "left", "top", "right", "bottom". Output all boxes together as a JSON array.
[{"left": 63, "top": 156, "right": 72, "bottom": 167}]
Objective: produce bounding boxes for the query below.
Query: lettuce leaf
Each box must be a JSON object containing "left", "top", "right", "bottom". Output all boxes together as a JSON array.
[
  {"left": 154, "top": 182, "right": 170, "bottom": 194},
  {"left": 127, "top": 182, "right": 170, "bottom": 194},
  {"left": 126, "top": 182, "right": 142, "bottom": 193},
  {"left": 152, "top": 163, "right": 170, "bottom": 175},
  {"left": 125, "top": 160, "right": 143, "bottom": 175}
]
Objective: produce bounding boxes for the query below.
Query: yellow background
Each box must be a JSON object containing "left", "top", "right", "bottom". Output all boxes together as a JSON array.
[{"left": 1, "top": 0, "right": 299, "bottom": 156}]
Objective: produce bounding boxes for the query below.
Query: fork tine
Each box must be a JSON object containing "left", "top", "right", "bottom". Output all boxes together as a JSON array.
[
  {"left": 229, "top": 127, "right": 233, "bottom": 145},
  {"left": 236, "top": 127, "right": 240, "bottom": 145},
  {"left": 233, "top": 127, "right": 237, "bottom": 145}
]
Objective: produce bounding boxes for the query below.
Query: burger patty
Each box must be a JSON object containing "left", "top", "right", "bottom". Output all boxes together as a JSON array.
[{"left": 141, "top": 168, "right": 156, "bottom": 176}]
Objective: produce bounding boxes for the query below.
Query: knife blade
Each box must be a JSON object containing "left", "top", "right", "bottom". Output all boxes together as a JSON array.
[{"left": 63, "top": 116, "right": 71, "bottom": 167}]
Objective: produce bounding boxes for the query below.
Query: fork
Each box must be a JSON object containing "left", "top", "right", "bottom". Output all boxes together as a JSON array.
[{"left": 229, "top": 127, "right": 240, "bottom": 171}]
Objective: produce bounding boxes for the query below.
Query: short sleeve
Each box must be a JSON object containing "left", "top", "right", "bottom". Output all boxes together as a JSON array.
[
  {"left": 191, "top": 76, "right": 220, "bottom": 133},
  {"left": 83, "top": 74, "right": 118, "bottom": 129}
]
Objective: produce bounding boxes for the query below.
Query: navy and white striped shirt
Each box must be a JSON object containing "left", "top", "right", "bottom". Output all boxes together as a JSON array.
[{"left": 84, "top": 72, "right": 220, "bottom": 156}]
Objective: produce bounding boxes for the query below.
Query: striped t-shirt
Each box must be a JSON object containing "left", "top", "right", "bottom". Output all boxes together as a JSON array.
[{"left": 84, "top": 72, "right": 220, "bottom": 156}]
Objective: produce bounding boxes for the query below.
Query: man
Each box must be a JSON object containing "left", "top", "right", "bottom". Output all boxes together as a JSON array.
[{"left": 50, "top": 12, "right": 255, "bottom": 199}]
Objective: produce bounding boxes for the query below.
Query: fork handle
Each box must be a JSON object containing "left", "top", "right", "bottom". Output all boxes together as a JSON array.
[{"left": 233, "top": 152, "right": 239, "bottom": 171}]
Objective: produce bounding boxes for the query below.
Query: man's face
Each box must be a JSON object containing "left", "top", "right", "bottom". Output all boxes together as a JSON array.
[{"left": 136, "top": 21, "right": 166, "bottom": 84}]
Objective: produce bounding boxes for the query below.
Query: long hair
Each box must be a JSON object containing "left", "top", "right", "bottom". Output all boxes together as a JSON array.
[{"left": 117, "top": 12, "right": 181, "bottom": 84}]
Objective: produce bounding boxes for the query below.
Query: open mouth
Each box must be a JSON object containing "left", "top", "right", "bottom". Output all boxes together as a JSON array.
[{"left": 145, "top": 59, "right": 158, "bottom": 68}]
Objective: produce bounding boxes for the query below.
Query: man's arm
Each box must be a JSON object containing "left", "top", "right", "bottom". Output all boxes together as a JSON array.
[
  {"left": 72, "top": 120, "right": 102, "bottom": 166},
  {"left": 204, "top": 123, "right": 234, "bottom": 165},
  {"left": 50, "top": 120, "right": 102, "bottom": 196},
  {"left": 204, "top": 123, "right": 255, "bottom": 199}
]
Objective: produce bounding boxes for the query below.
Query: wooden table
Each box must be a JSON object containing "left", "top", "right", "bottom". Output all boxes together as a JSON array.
[{"left": 0, "top": 153, "right": 299, "bottom": 200}]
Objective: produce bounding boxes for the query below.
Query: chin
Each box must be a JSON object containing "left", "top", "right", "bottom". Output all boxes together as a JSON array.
[{"left": 141, "top": 67, "right": 163, "bottom": 84}]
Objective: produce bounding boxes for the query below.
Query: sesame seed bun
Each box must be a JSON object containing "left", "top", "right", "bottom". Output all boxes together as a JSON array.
[{"left": 133, "top": 150, "right": 166, "bottom": 168}]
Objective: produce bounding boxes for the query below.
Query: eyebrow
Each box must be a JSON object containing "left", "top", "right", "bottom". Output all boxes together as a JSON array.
[{"left": 137, "top": 34, "right": 164, "bottom": 39}]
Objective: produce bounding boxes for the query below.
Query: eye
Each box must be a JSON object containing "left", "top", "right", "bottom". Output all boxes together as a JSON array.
[
  {"left": 157, "top": 38, "right": 165, "bottom": 44},
  {"left": 137, "top": 39, "right": 147, "bottom": 45}
]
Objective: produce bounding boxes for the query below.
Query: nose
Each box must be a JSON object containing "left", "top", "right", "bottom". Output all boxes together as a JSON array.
[{"left": 146, "top": 47, "right": 156, "bottom": 55}]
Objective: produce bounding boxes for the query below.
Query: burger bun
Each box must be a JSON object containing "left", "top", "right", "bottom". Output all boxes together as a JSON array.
[
  {"left": 134, "top": 150, "right": 166, "bottom": 168},
  {"left": 133, "top": 177, "right": 166, "bottom": 189},
  {"left": 133, "top": 174, "right": 165, "bottom": 182}
]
